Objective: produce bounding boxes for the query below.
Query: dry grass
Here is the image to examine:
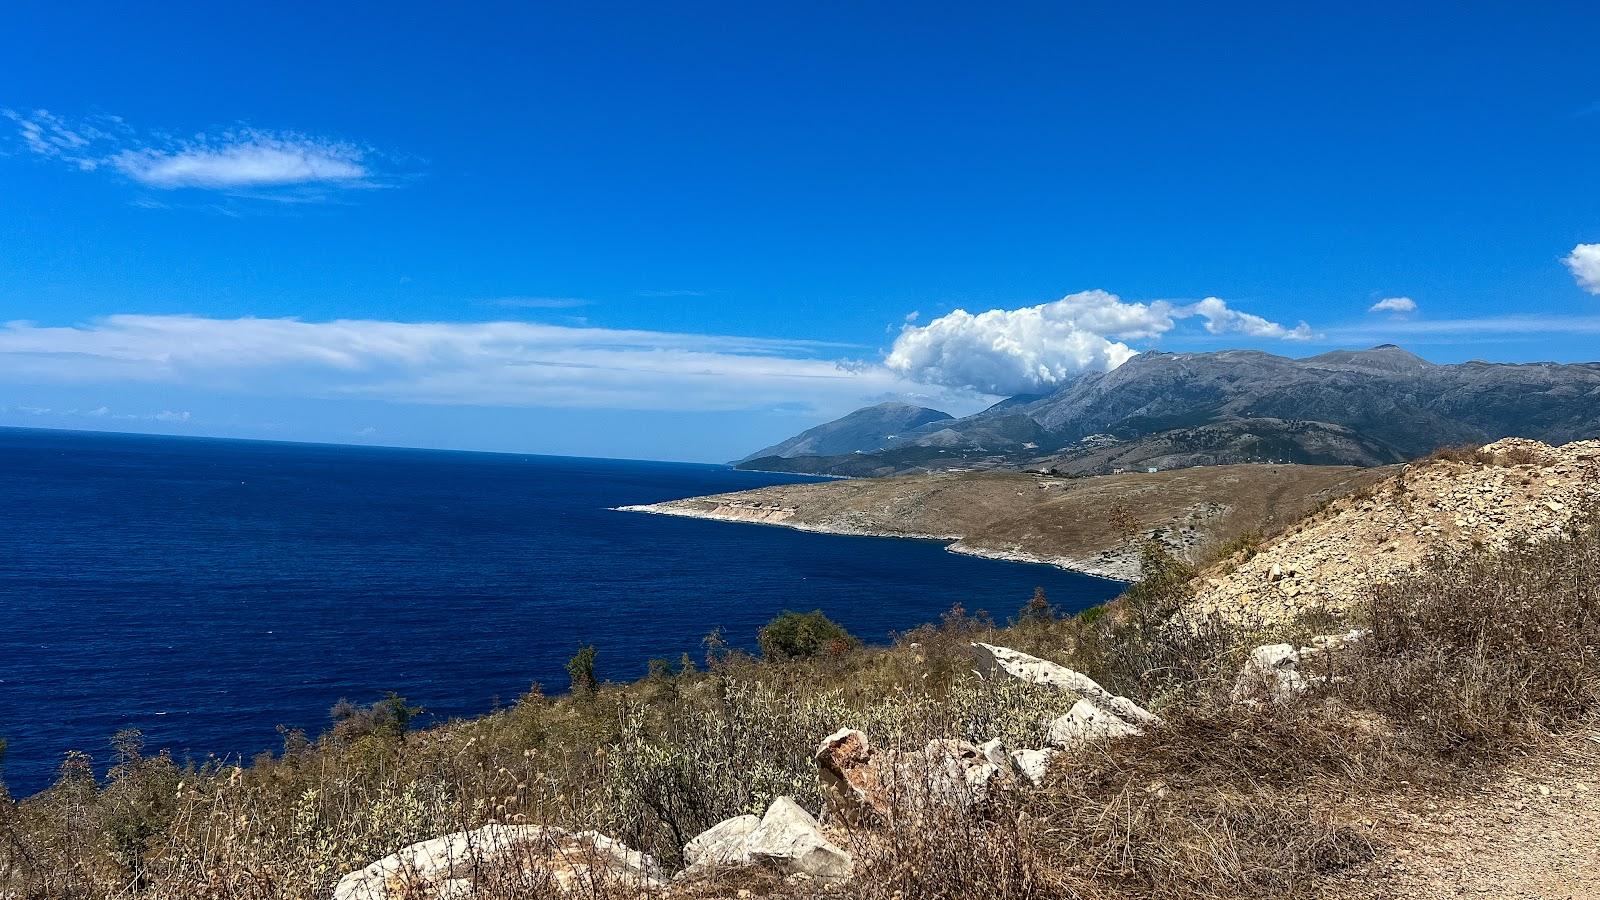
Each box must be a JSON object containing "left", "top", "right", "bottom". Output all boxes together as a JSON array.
[{"left": 1, "top": 510, "right": 1595, "bottom": 900}]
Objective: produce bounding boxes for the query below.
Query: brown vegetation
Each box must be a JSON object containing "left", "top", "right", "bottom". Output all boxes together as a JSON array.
[{"left": 629, "top": 462, "right": 1392, "bottom": 581}]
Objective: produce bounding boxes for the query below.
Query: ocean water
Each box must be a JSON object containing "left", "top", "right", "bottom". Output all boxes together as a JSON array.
[{"left": 0, "top": 427, "right": 1123, "bottom": 796}]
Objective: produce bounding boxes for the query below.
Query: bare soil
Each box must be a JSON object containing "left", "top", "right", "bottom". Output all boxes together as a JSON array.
[{"left": 1330, "top": 732, "right": 1600, "bottom": 899}]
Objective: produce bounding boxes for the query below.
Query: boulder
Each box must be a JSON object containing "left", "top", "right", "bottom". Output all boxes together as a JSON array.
[
  {"left": 682, "top": 814, "right": 759, "bottom": 870},
  {"left": 745, "top": 797, "right": 853, "bottom": 879},
  {"left": 978, "top": 738, "right": 1013, "bottom": 772},
  {"left": 683, "top": 798, "right": 851, "bottom": 880},
  {"left": 1046, "top": 699, "right": 1144, "bottom": 747},
  {"left": 815, "top": 730, "right": 1015, "bottom": 821},
  {"left": 333, "top": 825, "right": 663, "bottom": 900},
  {"left": 1009, "top": 748, "right": 1058, "bottom": 786},
  {"left": 919, "top": 739, "right": 1008, "bottom": 808},
  {"left": 815, "top": 728, "right": 889, "bottom": 821},
  {"left": 970, "top": 643, "right": 1158, "bottom": 726}
]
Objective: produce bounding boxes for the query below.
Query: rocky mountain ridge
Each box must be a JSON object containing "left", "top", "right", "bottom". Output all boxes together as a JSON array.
[{"left": 742, "top": 346, "right": 1600, "bottom": 475}]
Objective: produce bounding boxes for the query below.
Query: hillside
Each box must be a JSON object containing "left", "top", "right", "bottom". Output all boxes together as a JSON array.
[
  {"left": 1184, "top": 437, "right": 1600, "bottom": 626},
  {"left": 625, "top": 463, "right": 1390, "bottom": 580},
  {"left": 742, "top": 345, "right": 1600, "bottom": 475},
  {"left": 737, "top": 402, "right": 952, "bottom": 462}
]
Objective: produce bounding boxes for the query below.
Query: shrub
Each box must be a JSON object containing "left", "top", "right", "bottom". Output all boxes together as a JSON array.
[
  {"left": 567, "top": 645, "right": 599, "bottom": 696},
  {"left": 1344, "top": 506, "right": 1600, "bottom": 752},
  {"left": 756, "top": 610, "right": 858, "bottom": 660},
  {"left": 330, "top": 693, "right": 423, "bottom": 744},
  {"left": 1014, "top": 586, "right": 1057, "bottom": 626}
]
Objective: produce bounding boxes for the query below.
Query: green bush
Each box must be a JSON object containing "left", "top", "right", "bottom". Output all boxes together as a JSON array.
[
  {"left": 567, "top": 645, "right": 599, "bottom": 696},
  {"left": 757, "top": 610, "right": 859, "bottom": 660}
]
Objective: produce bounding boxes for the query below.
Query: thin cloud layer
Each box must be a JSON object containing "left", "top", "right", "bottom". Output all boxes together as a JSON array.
[
  {"left": 0, "top": 315, "right": 966, "bottom": 415},
  {"left": 110, "top": 132, "right": 367, "bottom": 189},
  {"left": 4, "top": 109, "right": 377, "bottom": 194},
  {"left": 1567, "top": 244, "right": 1600, "bottom": 295},
  {"left": 884, "top": 291, "right": 1310, "bottom": 394}
]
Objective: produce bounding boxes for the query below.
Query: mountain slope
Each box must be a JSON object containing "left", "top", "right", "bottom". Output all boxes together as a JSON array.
[
  {"left": 738, "top": 402, "right": 952, "bottom": 462},
  {"left": 739, "top": 347, "right": 1600, "bottom": 475}
]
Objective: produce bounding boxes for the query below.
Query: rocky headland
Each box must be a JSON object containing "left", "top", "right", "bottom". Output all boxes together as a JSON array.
[{"left": 622, "top": 463, "right": 1390, "bottom": 580}]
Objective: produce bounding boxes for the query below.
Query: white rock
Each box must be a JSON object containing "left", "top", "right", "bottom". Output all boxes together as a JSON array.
[
  {"left": 1008, "top": 748, "right": 1059, "bottom": 785},
  {"left": 743, "top": 796, "right": 853, "bottom": 880},
  {"left": 970, "top": 643, "right": 1159, "bottom": 726},
  {"left": 682, "top": 814, "right": 760, "bottom": 871},
  {"left": 1233, "top": 631, "right": 1367, "bottom": 703},
  {"left": 977, "top": 738, "right": 1012, "bottom": 771},
  {"left": 333, "top": 825, "right": 663, "bottom": 900},
  {"left": 1046, "top": 699, "right": 1144, "bottom": 747}
]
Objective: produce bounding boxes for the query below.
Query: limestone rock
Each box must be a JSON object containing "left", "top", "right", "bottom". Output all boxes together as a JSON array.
[
  {"left": 682, "top": 814, "right": 760, "bottom": 870},
  {"left": 1008, "top": 748, "right": 1059, "bottom": 786},
  {"left": 1232, "top": 630, "right": 1368, "bottom": 703},
  {"left": 815, "top": 728, "right": 888, "bottom": 821},
  {"left": 743, "top": 796, "right": 853, "bottom": 880},
  {"left": 919, "top": 739, "right": 1008, "bottom": 808},
  {"left": 970, "top": 642, "right": 1159, "bottom": 726},
  {"left": 333, "top": 825, "right": 662, "bottom": 900},
  {"left": 1046, "top": 698, "right": 1144, "bottom": 747},
  {"left": 978, "top": 738, "right": 1014, "bottom": 772},
  {"left": 815, "top": 730, "right": 1016, "bottom": 821}
]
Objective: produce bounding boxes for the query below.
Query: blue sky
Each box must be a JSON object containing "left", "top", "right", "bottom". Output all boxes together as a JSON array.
[{"left": 3, "top": 2, "right": 1598, "bottom": 461}]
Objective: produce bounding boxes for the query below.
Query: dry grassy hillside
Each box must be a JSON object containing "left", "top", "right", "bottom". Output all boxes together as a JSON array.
[
  {"left": 1187, "top": 438, "right": 1600, "bottom": 627},
  {"left": 627, "top": 464, "right": 1392, "bottom": 580}
]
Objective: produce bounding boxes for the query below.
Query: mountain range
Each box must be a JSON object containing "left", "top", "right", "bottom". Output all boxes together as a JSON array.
[{"left": 738, "top": 345, "right": 1600, "bottom": 476}]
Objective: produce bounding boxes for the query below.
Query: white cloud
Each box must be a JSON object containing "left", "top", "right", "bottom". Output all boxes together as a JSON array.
[
  {"left": 110, "top": 132, "right": 367, "bottom": 189},
  {"left": 1369, "top": 296, "right": 1418, "bottom": 315},
  {"left": 0, "top": 315, "right": 973, "bottom": 415},
  {"left": 1566, "top": 244, "right": 1600, "bottom": 295},
  {"left": 884, "top": 290, "right": 1310, "bottom": 394},
  {"left": 1186, "top": 297, "right": 1313, "bottom": 340},
  {"left": 5, "top": 109, "right": 376, "bottom": 194}
]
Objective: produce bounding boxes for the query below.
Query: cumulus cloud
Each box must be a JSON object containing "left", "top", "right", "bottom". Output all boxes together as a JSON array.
[
  {"left": 5, "top": 109, "right": 377, "bottom": 195},
  {"left": 0, "top": 315, "right": 966, "bottom": 415},
  {"left": 1368, "top": 296, "right": 1418, "bottom": 315},
  {"left": 884, "top": 291, "right": 1310, "bottom": 394},
  {"left": 1566, "top": 244, "right": 1600, "bottom": 295}
]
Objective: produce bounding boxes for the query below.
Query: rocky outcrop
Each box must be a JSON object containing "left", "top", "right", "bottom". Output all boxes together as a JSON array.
[
  {"left": 332, "top": 825, "right": 663, "bottom": 900},
  {"left": 815, "top": 728, "right": 889, "bottom": 821},
  {"left": 682, "top": 796, "right": 852, "bottom": 880},
  {"left": 971, "top": 643, "right": 1159, "bottom": 728},
  {"left": 1046, "top": 699, "right": 1145, "bottom": 746},
  {"left": 1188, "top": 439, "right": 1600, "bottom": 627},
  {"left": 814, "top": 729, "right": 1016, "bottom": 822}
]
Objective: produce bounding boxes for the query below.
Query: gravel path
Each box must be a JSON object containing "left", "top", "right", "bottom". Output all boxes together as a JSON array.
[{"left": 1332, "top": 733, "right": 1600, "bottom": 899}]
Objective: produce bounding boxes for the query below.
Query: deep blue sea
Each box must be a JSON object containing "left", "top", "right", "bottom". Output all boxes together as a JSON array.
[{"left": 0, "top": 427, "right": 1123, "bottom": 796}]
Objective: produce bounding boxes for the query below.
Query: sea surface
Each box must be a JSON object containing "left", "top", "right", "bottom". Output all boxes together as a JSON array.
[{"left": 0, "top": 427, "right": 1123, "bottom": 796}]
